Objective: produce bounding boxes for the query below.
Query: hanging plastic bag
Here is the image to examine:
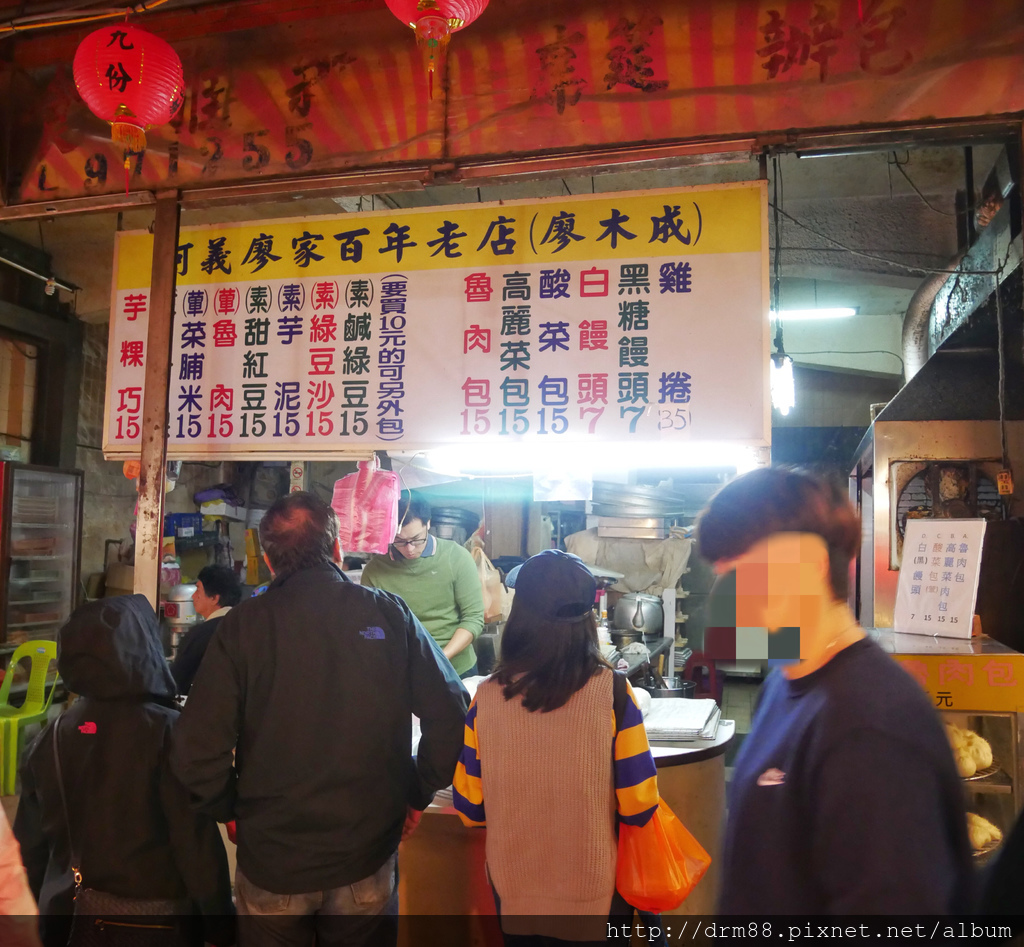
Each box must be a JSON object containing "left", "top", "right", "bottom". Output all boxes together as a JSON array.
[
  {"left": 331, "top": 457, "right": 400, "bottom": 555},
  {"left": 467, "top": 529, "right": 509, "bottom": 623},
  {"left": 616, "top": 800, "right": 711, "bottom": 912}
]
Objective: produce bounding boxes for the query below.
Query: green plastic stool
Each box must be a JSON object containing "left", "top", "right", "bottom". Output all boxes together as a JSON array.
[{"left": 0, "top": 640, "right": 58, "bottom": 795}]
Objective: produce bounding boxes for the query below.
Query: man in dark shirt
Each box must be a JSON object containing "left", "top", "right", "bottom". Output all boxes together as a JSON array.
[
  {"left": 697, "top": 468, "right": 973, "bottom": 916},
  {"left": 171, "top": 564, "right": 242, "bottom": 696},
  {"left": 171, "top": 492, "right": 468, "bottom": 946}
]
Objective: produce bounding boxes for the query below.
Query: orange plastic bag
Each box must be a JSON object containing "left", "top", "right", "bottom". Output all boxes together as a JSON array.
[{"left": 616, "top": 800, "right": 711, "bottom": 912}]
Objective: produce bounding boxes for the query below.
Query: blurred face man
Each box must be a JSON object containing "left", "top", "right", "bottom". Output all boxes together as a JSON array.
[
  {"left": 704, "top": 532, "right": 861, "bottom": 676},
  {"left": 192, "top": 581, "right": 220, "bottom": 621},
  {"left": 393, "top": 518, "right": 430, "bottom": 561},
  {"left": 711, "top": 533, "right": 831, "bottom": 635}
]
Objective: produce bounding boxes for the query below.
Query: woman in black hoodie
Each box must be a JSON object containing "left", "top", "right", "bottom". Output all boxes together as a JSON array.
[{"left": 13, "top": 594, "right": 234, "bottom": 947}]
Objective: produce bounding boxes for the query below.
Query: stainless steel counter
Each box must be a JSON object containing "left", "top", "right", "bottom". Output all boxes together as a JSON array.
[{"left": 869, "top": 628, "right": 1021, "bottom": 656}]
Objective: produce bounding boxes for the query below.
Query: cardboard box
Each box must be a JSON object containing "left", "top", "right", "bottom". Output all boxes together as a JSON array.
[
  {"left": 104, "top": 563, "right": 135, "bottom": 597},
  {"left": 245, "top": 529, "right": 272, "bottom": 586},
  {"left": 201, "top": 500, "right": 248, "bottom": 521}
]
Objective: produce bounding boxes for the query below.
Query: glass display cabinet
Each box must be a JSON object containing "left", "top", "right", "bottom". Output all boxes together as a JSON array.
[{"left": 0, "top": 464, "right": 83, "bottom": 650}]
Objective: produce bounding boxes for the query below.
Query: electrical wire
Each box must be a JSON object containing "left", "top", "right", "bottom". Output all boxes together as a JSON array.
[
  {"left": 771, "top": 157, "right": 784, "bottom": 356},
  {"left": 788, "top": 349, "right": 906, "bottom": 373},
  {"left": 768, "top": 201, "right": 1007, "bottom": 277},
  {"left": 993, "top": 266, "right": 1014, "bottom": 510},
  {"left": 888, "top": 153, "right": 958, "bottom": 218},
  {"left": 0, "top": 0, "right": 172, "bottom": 37},
  {"left": 10, "top": 341, "right": 38, "bottom": 360}
]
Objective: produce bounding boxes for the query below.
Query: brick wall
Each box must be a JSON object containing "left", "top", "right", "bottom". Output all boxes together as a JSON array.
[{"left": 76, "top": 323, "right": 135, "bottom": 580}]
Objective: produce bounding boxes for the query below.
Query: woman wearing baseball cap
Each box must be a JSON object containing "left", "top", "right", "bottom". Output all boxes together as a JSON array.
[{"left": 453, "top": 549, "right": 662, "bottom": 944}]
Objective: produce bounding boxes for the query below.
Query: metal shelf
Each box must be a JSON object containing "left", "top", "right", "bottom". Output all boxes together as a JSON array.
[
  {"left": 10, "top": 554, "right": 69, "bottom": 561},
  {"left": 964, "top": 769, "right": 1014, "bottom": 795}
]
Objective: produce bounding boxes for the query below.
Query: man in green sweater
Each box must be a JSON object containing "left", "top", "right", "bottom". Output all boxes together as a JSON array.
[{"left": 362, "top": 491, "right": 485, "bottom": 678}]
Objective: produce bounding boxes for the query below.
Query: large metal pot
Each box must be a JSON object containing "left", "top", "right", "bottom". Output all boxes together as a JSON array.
[
  {"left": 644, "top": 678, "right": 696, "bottom": 699},
  {"left": 612, "top": 592, "right": 664, "bottom": 638}
]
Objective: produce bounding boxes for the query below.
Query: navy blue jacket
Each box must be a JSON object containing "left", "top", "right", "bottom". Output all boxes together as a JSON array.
[{"left": 719, "top": 637, "right": 973, "bottom": 915}]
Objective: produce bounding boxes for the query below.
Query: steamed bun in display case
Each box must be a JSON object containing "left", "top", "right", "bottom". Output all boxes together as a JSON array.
[{"left": 945, "top": 723, "right": 993, "bottom": 778}]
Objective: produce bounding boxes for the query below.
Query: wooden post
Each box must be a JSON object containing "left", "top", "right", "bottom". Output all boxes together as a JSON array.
[{"left": 134, "top": 191, "right": 180, "bottom": 608}]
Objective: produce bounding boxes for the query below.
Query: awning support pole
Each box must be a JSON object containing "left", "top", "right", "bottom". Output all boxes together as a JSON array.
[{"left": 134, "top": 190, "right": 180, "bottom": 609}]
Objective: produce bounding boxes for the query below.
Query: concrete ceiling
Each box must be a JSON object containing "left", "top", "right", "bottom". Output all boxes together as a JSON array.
[{"left": 0, "top": 140, "right": 1007, "bottom": 382}]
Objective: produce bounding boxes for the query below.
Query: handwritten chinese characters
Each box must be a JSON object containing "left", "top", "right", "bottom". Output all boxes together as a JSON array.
[
  {"left": 757, "top": 1, "right": 912, "bottom": 83},
  {"left": 893, "top": 519, "right": 987, "bottom": 640}
]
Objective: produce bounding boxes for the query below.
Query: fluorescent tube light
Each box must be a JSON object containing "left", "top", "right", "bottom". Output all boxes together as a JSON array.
[
  {"left": 770, "top": 307, "right": 857, "bottom": 321},
  {"left": 796, "top": 151, "right": 871, "bottom": 159}
]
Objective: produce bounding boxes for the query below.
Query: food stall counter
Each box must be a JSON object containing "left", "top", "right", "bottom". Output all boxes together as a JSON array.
[
  {"left": 399, "top": 716, "right": 733, "bottom": 930},
  {"left": 648, "top": 720, "right": 734, "bottom": 916}
]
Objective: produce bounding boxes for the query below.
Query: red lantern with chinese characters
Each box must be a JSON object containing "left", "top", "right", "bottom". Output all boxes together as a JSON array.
[
  {"left": 73, "top": 24, "right": 184, "bottom": 162},
  {"left": 384, "top": 0, "right": 489, "bottom": 96}
]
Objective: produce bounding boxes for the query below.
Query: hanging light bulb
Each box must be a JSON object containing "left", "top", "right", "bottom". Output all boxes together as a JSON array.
[{"left": 770, "top": 351, "right": 795, "bottom": 416}]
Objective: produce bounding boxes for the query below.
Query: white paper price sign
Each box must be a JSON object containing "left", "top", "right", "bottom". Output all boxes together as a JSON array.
[{"left": 893, "top": 519, "right": 987, "bottom": 639}]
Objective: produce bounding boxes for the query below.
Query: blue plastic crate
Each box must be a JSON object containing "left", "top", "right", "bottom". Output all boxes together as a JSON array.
[{"left": 164, "top": 512, "right": 203, "bottom": 540}]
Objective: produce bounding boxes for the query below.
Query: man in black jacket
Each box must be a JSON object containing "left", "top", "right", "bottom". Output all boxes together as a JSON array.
[
  {"left": 171, "top": 563, "right": 242, "bottom": 696},
  {"left": 171, "top": 492, "right": 469, "bottom": 947}
]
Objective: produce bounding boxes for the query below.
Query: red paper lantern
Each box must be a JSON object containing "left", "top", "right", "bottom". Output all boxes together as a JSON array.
[
  {"left": 385, "top": 0, "right": 489, "bottom": 95},
  {"left": 73, "top": 24, "right": 184, "bottom": 159}
]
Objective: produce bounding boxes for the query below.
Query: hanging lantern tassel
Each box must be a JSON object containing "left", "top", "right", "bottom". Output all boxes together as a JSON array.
[
  {"left": 112, "top": 105, "right": 147, "bottom": 154},
  {"left": 414, "top": 15, "right": 455, "bottom": 99},
  {"left": 111, "top": 105, "right": 147, "bottom": 193},
  {"left": 384, "top": 1, "right": 489, "bottom": 100}
]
